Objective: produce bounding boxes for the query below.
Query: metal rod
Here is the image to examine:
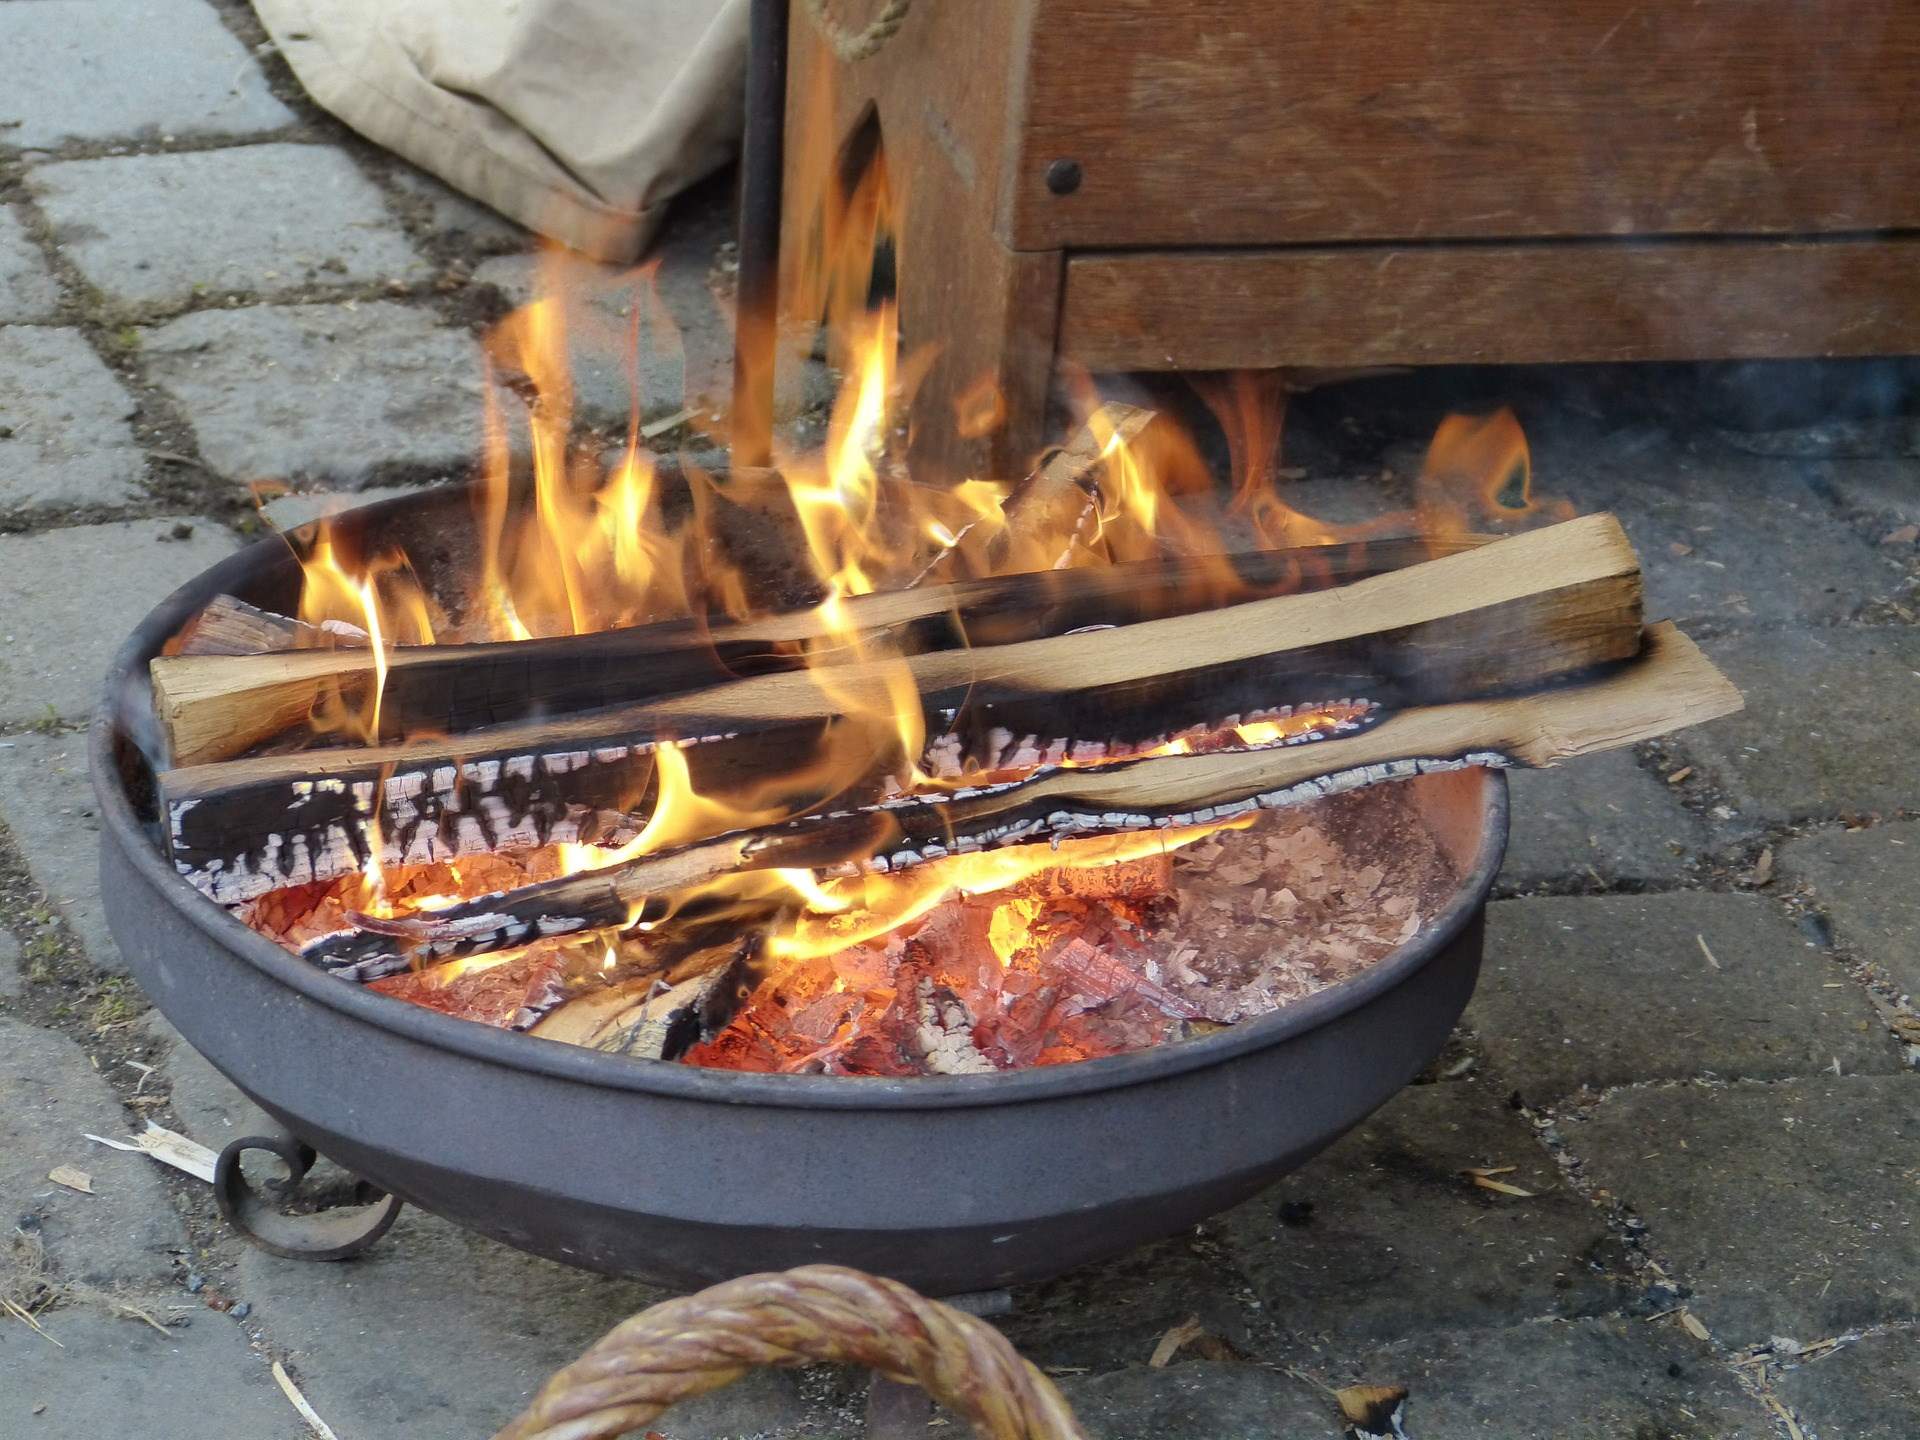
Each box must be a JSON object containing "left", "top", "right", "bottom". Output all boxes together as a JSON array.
[{"left": 731, "top": 0, "right": 790, "bottom": 469}]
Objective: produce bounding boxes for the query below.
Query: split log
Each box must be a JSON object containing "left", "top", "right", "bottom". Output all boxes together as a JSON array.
[
  {"left": 151, "top": 529, "right": 1469, "bottom": 767},
  {"left": 909, "top": 404, "right": 1155, "bottom": 586},
  {"left": 163, "top": 594, "right": 345, "bottom": 658},
  {"left": 295, "top": 621, "right": 1737, "bottom": 974},
  {"left": 159, "top": 514, "right": 1641, "bottom": 904}
]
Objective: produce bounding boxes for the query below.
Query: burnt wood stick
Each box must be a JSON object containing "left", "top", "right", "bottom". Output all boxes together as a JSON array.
[
  {"left": 909, "top": 403, "right": 1154, "bottom": 585},
  {"left": 153, "top": 525, "right": 1467, "bottom": 767},
  {"left": 297, "top": 622, "right": 1739, "bottom": 972},
  {"left": 160, "top": 513, "right": 1641, "bottom": 904},
  {"left": 165, "top": 594, "right": 349, "bottom": 658}
]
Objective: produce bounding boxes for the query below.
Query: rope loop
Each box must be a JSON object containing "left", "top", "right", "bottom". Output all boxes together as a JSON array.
[
  {"left": 804, "top": 0, "right": 916, "bottom": 61},
  {"left": 493, "top": 1265, "right": 1088, "bottom": 1440}
]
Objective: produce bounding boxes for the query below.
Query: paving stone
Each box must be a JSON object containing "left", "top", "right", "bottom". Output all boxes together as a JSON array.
[
  {"left": 0, "top": 327, "right": 146, "bottom": 518},
  {"left": 387, "top": 165, "right": 528, "bottom": 252},
  {"left": 1347, "top": 1316, "right": 1772, "bottom": 1439},
  {"left": 1780, "top": 820, "right": 1920, "bottom": 999},
  {"left": 0, "top": 517, "right": 239, "bottom": 725},
  {"left": 35, "top": 145, "right": 425, "bottom": 308},
  {"left": 999, "top": 1235, "right": 1262, "bottom": 1372},
  {"left": 1215, "top": 1081, "right": 1631, "bottom": 1351},
  {"left": 234, "top": 1208, "right": 832, "bottom": 1439},
  {"left": 0, "top": 206, "right": 62, "bottom": 322},
  {"left": 1498, "top": 750, "right": 1707, "bottom": 891},
  {"left": 142, "top": 304, "right": 491, "bottom": 488},
  {"left": 1540, "top": 443, "right": 1904, "bottom": 624},
  {"left": 1, "top": 929, "right": 21, "bottom": 998},
  {"left": 1808, "top": 459, "right": 1920, "bottom": 525},
  {"left": 1055, "top": 1362, "right": 1333, "bottom": 1439},
  {"left": 1469, "top": 894, "right": 1901, "bottom": 1100},
  {"left": 475, "top": 252, "right": 694, "bottom": 431},
  {"left": 1572, "top": 1076, "right": 1920, "bottom": 1345},
  {"left": 1673, "top": 628, "right": 1920, "bottom": 827},
  {"left": 0, "top": 1014, "right": 185, "bottom": 1288},
  {"left": 0, "top": 1309, "right": 298, "bottom": 1438},
  {"left": 0, "top": 1, "right": 294, "bottom": 149},
  {"left": 0, "top": 733, "right": 117, "bottom": 971},
  {"left": 258, "top": 483, "right": 429, "bottom": 533},
  {"left": 1774, "top": 1328, "right": 1920, "bottom": 1440},
  {"left": 1723, "top": 417, "right": 1920, "bottom": 460}
]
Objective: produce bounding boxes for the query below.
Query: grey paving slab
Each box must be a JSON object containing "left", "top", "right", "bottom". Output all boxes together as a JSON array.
[
  {"left": 142, "top": 303, "right": 491, "bottom": 488},
  {"left": 475, "top": 252, "right": 693, "bottom": 431},
  {"left": 1345, "top": 1316, "right": 1772, "bottom": 1440},
  {"left": 0, "top": 1014, "right": 184, "bottom": 1289},
  {"left": 0, "top": 929, "right": 21, "bottom": 998},
  {"left": 258, "top": 483, "right": 431, "bottom": 533},
  {"left": 0, "top": 327, "right": 145, "bottom": 518},
  {"left": 0, "top": 1305, "right": 299, "bottom": 1440},
  {"left": 1498, "top": 750, "right": 1707, "bottom": 891},
  {"left": 1780, "top": 820, "right": 1920, "bottom": 999},
  {"left": 35, "top": 145, "right": 425, "bottom": 308},
  {"left": 0, "top": 1, "right": 294, "bottom": 150},
  {"left": 0, "top": 733, "right": 115, "bottom": 971},
  {"left": 1723, "top": 417, "right": 1920, "bottom": 459},
  {"left": 1673, "top": 628, "right": 1920, "bottom": 827},
  {"left": 1056, "top": 1363, "right": 1333, "bottom": 1439},
  {"left": 1540, "top": 445, "right": 1906, "bottom": 624},
  {"left": 234, "top": 1209, "right": 832, "bottom": 1439},
  {"left": 387, "top": 165, "right": 528, "bottom": 252},
  {"left": 0, "top": 1309, "right": 299, "bottom": 1438},
  {"left": 999, "top": 1235, "right": 1262, "bottom": 1373},
  {"left": 1469, "top": 893, "right": 1901, "bottom": 1101},
  {"left": 1774, "top": 1328, "right": 1920, "bottom": 1440},
  {"left": 1809, "top": 459, "right": 1920, "bottom": 525},
  {"left": 1215, "top": 1081, "right": 1632, "bottom": 1352},
  {"left": 0, "top": 206, "right": 62, "bottom": 322},
  {"left": 0, "top": 518, "right": 239, "bottom": 725},
  {"left": 1572, "top": 1076, "right": 1920, "bottom": 1345}
]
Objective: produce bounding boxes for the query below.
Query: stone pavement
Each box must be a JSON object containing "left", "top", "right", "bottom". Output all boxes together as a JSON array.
[{"left": 2, "top": 4, "right": 1917, "bottom": 1438}]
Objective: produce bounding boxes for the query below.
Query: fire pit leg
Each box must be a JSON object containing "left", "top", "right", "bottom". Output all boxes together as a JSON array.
[
  {"left": 213, "top": 1128, "right": 403, "bottom": 1261},
  {"left": 863, "top": 1289, "right": 1013, "bottom": 1439}
]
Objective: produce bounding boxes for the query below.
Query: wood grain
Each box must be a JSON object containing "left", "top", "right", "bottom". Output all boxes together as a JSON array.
[
  {"left": 1057, "top": 237, "right": 1920, "bottom": 373},
  {"left": 161, "top": 515, "right": 1639, "bottom": 903},
  {"left": 1010, "top": 0, "right": 1920, "bottom": 250},
  {"left": 299, "top": 621, "right": 1739, "bottom": 974}
]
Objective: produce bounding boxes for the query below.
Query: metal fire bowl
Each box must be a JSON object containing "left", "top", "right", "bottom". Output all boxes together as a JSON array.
[{"left": 93, "top": 481, "right": 1509, "bottom": 1295}]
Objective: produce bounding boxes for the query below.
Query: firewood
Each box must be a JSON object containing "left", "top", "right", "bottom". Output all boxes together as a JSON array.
[
  {"left": 152, "top": 529, "right": 1477, "bottom": 767},
  {"left": 163, "top": 594, "right": 345, "bottom": 658},
  {"left": 293, "top": 622, "right": 1737, "bottom": 973},
  {"left": 909, "top": 404, "right": 1155, "bottom": 585},
  {"left": 158, "top": 514, "right": 1639, "bottom": 904}
]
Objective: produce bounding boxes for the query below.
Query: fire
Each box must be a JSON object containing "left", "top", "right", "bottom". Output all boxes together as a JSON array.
[{"left": 258, "top": 117, "right": 1568, "bottom": 1068}]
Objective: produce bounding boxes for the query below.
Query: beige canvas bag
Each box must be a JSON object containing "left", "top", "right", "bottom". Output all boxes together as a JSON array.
[{"left": 252, "top": 0, "right": 749, "bottom": 261}]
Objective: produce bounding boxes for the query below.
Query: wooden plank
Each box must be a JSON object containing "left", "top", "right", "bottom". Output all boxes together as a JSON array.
[
  {"left": 1057, "top": 237, "right": 1920, "bottom": 374},
  {"left": 161, "top": 515, "right": 1640, "bottom": 904},
  {"left": 780, "top": 0, "right": 1058, "bottom": 481},
  {"left": 1010, "top": 0, "right": 1920, "bottom": 250},
  {"left": 299, "top": 621, "right": 1740, "bottom": 975}
]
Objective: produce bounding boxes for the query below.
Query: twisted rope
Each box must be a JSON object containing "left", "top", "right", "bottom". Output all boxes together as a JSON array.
[
  {"left": 493, "top": 1265, "right": 1088, "bottom": 1440},
  {"left": 803, "top": 0, "right": 916, "bottom": 61}
]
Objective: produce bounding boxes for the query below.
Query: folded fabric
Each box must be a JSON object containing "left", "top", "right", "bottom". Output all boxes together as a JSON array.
[{"left": 253, "top": 0, "right": 748, "bottom": 261}]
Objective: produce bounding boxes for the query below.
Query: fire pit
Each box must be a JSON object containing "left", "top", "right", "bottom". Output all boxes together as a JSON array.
[{"left": 95, "top": 477, "right": 1509, "bottom": 1294}]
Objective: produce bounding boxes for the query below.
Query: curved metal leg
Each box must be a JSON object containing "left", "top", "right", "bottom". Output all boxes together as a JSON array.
[{"left": 213, "top": 1128, "right": 403, "bottom": 1261}]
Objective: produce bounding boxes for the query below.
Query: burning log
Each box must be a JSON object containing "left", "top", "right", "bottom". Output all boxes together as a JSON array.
[
  {"left": 163, "top": 593, "right": 353, "bottom": 658},
  {"left": 150, "top": 532, "right": 1483, "bottom": 767},
  {"left": 293, "top": 622, "right": 1738, "bottom": 974},
  {"left": 157, "top": 514, "right": 1640, "bottom": 903}
]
